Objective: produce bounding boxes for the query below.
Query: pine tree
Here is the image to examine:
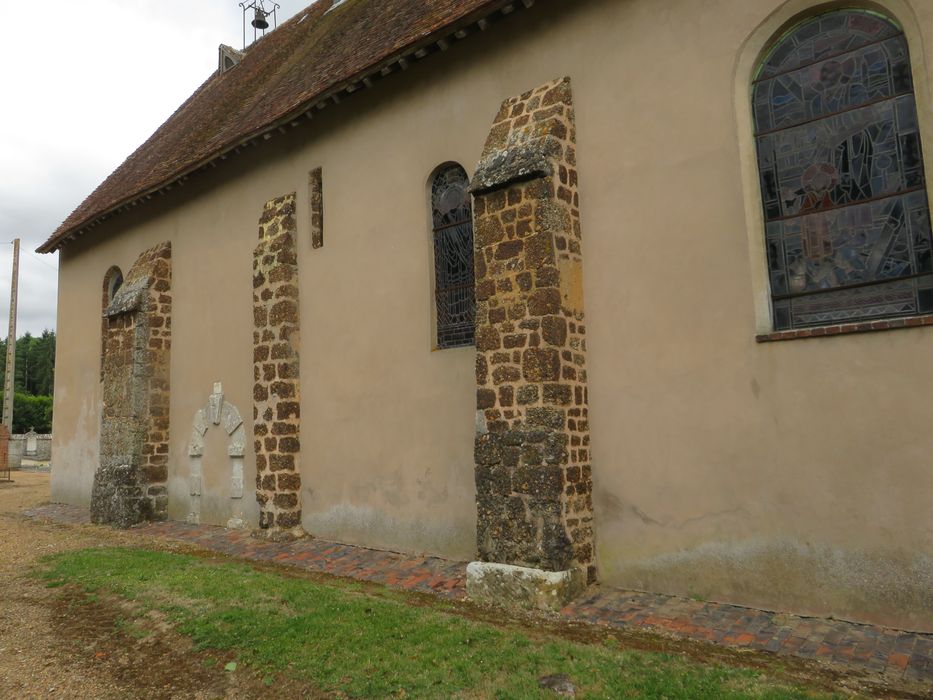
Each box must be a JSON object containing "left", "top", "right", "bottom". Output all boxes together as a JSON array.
[{"left": 0, "top": 330, "right": 55, "bottom": 398}]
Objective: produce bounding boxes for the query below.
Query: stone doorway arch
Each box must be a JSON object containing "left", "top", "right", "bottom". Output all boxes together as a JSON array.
[{"left": 187, "top": 382, "right": 248, "bottom": 529}]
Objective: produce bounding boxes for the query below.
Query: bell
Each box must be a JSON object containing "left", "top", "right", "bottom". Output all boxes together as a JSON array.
[{"left": 251, "top": 8, "right": 269, "bottom": 30}]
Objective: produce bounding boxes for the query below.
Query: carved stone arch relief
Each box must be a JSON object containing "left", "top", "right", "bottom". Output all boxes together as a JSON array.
[{"left": 187, "top": 382, "right": 248, "bottom": 529}]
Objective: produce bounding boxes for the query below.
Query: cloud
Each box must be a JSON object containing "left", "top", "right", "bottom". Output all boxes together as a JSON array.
[{"left": 0, "top": 0, "right": 306, "bottom": 334}]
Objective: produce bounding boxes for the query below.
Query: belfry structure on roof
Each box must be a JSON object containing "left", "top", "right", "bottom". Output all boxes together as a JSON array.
[{"left": 43, "top": 0, "right": 933, "bottom": 627}]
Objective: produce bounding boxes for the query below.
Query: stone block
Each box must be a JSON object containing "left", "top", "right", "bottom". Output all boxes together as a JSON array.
[
  {"left": 524, "top": 232, "right": 555, "bottom": 270},
  {"left": 193, "top": 409, "right": 208, "bottom": 436},
  {"left": 492, "top": 365, "right": 521, "bottom": 384},
  {"left": 227, "top": 514, "right": 248, "bottom": 530},
  {"left": 528, "top": 288, "right": 561, "bottom": 316},
  {"left": 466, "top": 562, "right": 586, "bottom": 611},
  {"left": 522, "top": 348, "right": 561, "bottom": 382},
  {"left": 541, "top": 316, "right": 567, "bottom": 346},
  {"left": 517, "top": 385, "right": 539, "bottom": 405},
  {"left": 188, "top": 430, "right": 204, "bottom": 457},
  {"left": 475, "top": 326, "right": 501, "bottom": 352},
  {"left": 495, "top": 239, "right": 524, "bottom": 260},
  {"left": 222, "top": 402, "right": 243, "bottom": 435},
  {"left": 477, "top": 389, "right": 497, "bottom": 410},
  {"left": 227, "top": 432, "right": 246, "bottom": 458},
  {"left": 208, "top": 388, "right": 224, "bottom": 425},
  {"left": 277, "top": 472, "right": 301, "bottom": 491},
  {"left": 474, "top": 216, "right": 505, "bottom": 248}
]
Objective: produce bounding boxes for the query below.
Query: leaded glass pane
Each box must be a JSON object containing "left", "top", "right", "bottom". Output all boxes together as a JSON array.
[
  {"left": 753, "top": 9, "right": 933, "bottom": 331},
  {"left": 758, "top": 11, "right": 900, "bottom": 80},
  {"left": 754, "top": 37, "right": 912, "bottom": 133},
  {"left": 783, "top": 276, "right": 933, "bottom": 328},
  {"left": 766, "top": 190, "right": 931, "bottom": 292},
  {"left": 432, "top": 165, "right": 475, "bottom": 348},
  {"left": 433, "top": 166, "right": 473, "bottom": 229},
  {"left": 757, "top": 95, "right": 924, "bottom": 221}
]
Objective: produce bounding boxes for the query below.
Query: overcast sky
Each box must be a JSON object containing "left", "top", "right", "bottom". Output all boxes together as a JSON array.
[{"left": 0, "top": 0, "right": 309, "bottom": 336}]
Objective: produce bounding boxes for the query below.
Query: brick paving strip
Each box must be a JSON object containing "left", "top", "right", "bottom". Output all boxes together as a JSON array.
[{"left": 24, "top": 504, "right": 933, "bottom": 688}]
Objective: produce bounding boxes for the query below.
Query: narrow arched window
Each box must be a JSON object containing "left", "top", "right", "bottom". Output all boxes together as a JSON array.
[
  {"left": 105, "top": 268, "right": 123, "bottom": 305},
  {"left": 754, "top": 9, "right": 933, "bottom": 330},
  {"left": 431, "top": 164, "right": 475, "bottom": 348}
]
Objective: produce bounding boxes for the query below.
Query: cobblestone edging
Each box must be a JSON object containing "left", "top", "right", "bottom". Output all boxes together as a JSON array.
[{"left": 25, "top": 503, "right": 933, "bottom": 687}]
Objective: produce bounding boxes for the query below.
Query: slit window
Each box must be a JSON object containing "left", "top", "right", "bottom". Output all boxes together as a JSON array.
[{"left": 431, "top": 164, "right": 476, "bottom": 348}]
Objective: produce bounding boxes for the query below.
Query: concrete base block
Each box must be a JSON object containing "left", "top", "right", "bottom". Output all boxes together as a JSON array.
[
  {"left": 466, "top": 561, "right": 586, "bottom": 611},
  {"left": 226, "top": 515, "right": 248, "bottom": 530},
  {"left": 250, "top": 525, "right": 307, "bottom": 543}
]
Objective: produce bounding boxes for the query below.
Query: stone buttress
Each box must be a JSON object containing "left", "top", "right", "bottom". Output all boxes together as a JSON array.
[
  {"left": 92, "top": 242, "right": 172, "bottom": 527},
  {"left": 467, "top": 77, "right": 595, "bottom": 609},
  {"left": 252, "top": 193, "right": 304, "bottom": 537}
]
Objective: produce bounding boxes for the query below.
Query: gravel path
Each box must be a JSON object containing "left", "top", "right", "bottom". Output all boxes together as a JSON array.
[
  {"left": 0, "top": 472, "right": 320, "bottom": 699},
  {"left": 0, "top": 472, "right": 136, "bottom": 699}
]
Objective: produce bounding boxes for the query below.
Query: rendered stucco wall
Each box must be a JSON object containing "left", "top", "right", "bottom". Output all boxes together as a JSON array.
[{"left": 50, "top": 0, "right": 933, "bottom": 629}]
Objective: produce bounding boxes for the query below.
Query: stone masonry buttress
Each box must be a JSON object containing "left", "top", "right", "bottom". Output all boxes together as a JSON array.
[
  {"left": 469, "top": 78, "right": 595, "bottom": 602},
  {"left": 92, "top": 242, "right": 172, "bottom": 528},
  {"left": 252, "top": 193, "right": 304, "bottom": 536}
]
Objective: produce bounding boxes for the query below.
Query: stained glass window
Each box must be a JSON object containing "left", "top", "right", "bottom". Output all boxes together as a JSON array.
[
  {"left": 753, "top": 9, "right": 933, "bottom": 330},
  {"left": 431, "top": 164, "right": 476, "bottom": 348},
  {"left": 107, "top": 270, "right": 123, "bottom": 303}
]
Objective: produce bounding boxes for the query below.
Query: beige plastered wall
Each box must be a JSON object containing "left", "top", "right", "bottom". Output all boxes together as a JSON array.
[{"left": 51, "top": 0, "right": 933, "bottom": 629}]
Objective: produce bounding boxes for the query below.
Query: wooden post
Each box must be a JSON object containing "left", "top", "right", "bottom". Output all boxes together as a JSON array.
[{"left": 3, "top": 238, "right": 19, "bottom": 431}]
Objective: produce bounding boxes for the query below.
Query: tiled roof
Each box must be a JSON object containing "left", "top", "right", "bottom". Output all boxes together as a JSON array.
[{"left": 39, "top": 0, "right": 525, "bottom": 253}]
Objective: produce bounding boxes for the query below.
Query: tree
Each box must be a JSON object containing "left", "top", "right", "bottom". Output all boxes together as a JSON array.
[
  {"left": 0, "top": 330, "right": 55, "bottom": 397},
  {"left": 30, "top": 330, "right": 56, "bottom": 396},
  {"left": 0, "top": 392, "right": 52, "bottom": 433}
]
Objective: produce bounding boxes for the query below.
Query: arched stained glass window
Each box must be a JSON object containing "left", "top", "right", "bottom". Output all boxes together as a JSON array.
[
  {"left": 753, "top": 9, "right": 933, "bottom": 330},
  {"left": 106, "top": 269, "right": 123, "bottom": 304},
  {"left": 431, "top": 164, "right": 476, "bottom": 348}
]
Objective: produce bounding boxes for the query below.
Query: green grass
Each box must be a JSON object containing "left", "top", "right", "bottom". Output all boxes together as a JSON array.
[{"left": 39, "top": 548, "right": 849, "bottom": 699}]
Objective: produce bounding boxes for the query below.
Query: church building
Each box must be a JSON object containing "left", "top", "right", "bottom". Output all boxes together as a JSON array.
[{"left": 40, "top": 0, "right": 933, "bottom": 630}]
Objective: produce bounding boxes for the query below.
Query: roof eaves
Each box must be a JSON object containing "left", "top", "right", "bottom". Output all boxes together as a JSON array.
[{"left": 38, "top": 0, "right": 537, "bottom": 254}]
